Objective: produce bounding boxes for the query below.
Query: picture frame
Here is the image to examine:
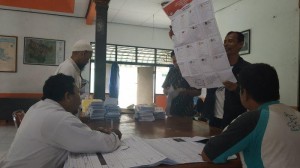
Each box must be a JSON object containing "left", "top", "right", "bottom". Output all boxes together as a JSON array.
[
  {"left": 24, "top": 37, "right": 65, "bottom": 66},
  {"left": 0, "top": 35, "right": 18, "bottom": 72},
  {"left": 239, "top": 29, "right": 251, "bottom": 55}
]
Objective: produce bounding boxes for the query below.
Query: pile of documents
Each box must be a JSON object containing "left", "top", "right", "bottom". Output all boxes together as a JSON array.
[
  {"left": 89, "top": 101, "right": 106, "bottom": 120},
  {"left": 134, "top": 104, "right": 155, "bottom": 121},
  {"left": 153, "top": 107, "right": 166, "bottom": 120},
  {"left": 104, "top": 104, "right": 121, "bottom": 119},
  {"left": 64, "top": 136, "right": 237, "bottom": 168}
]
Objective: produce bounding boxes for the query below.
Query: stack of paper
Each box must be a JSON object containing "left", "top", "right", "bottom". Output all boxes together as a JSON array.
[
  {"left": 105, "top": 104, "right": 121, "bottom": 119},
  {"left": 134, "top": 104, "right": 155, "bottom": 122},
  {"left": 89, "top": 101, "right": 106, "bottom": 120},
  {"left": 104, "top": 97, "right": 118, "bottom": 106},
  {"left": 64, "top": 136, "right": 238, "bottom": 168},
  {"left": 153, "top": 107, "right": 166, "bottom": 120}
]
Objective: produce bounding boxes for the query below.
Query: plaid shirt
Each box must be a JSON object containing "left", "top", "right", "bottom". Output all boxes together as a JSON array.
[{"left": 162, "top": 67, "right": 196, "bottom": 116}]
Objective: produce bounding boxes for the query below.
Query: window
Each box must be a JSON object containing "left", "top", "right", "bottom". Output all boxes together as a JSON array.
[
  {"left": 90, "top": 44, "right": 172, "bottom": 107},
  {"left": 91, "top": 43, "right": 172, "bottom": 66}
]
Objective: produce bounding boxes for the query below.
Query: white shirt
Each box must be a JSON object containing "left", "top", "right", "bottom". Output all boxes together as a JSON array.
[
  {"left": 214, "top": 87, "right": 225, "bottom": 119},
  {"left": 1, "top": 99, "right": 121, "bottom": 168},
  {"left": 55, "top": 58, "right": 81, "bottom": 88}
]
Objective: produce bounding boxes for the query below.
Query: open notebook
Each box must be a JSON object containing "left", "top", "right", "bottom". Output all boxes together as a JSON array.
[{"left": 64, "top": 136, "right": 236, "bottom": 168}]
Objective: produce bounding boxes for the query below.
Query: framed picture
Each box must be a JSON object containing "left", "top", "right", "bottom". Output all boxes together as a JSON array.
[
  {"left": 0, "top": 35, "right": 18, "bottom": 72},
  {"left": 24, "top": 37, "right": 65, "bottom": 66},
  {"left": 239, "top": 29, "right": 251, "bottom": 55}
]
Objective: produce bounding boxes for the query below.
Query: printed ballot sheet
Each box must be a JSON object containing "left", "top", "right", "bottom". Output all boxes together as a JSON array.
[
  {"left": 64, "top": 136, "right": 237, "bottom": 168},
  {"left": 101, "top": 136, "right": 169, "bottom": 167},
  {"left": 145, "top": 137, "right": 207, "bottom": 164},
  {"left": 64, "top": 136, "right": 169, "bottom": 168},
  {"left": 163, "top": 0, "right": 236, "bottom": 88},
  {"left": 64, "top": 136, "right": 213, "bottom": 168}
]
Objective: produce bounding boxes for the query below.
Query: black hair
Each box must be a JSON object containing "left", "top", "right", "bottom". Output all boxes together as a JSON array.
[
  {"left": 239, "top": 63, "right": 280, "bottom": 103},
  {"left": 226, "top": 31, "right": 244, "bottom": 43},
  {"left": 42, "top": 74, "right": 75, "bottom": 101}
]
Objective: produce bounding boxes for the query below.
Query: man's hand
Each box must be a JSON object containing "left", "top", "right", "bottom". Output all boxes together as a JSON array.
[
  {"left": 177, "top": 88, "right": 187, "bottom": 96},
  {"left": 97, "top": 127, "right": 122, "bottom": 140},
  {"left": 201, "top": 151, "right": 212, "bottom": 162},
  {"left": 223, "top": 81, "right": 238, "bottom": 91},
  {"left": 96, "top": 127, "right": 111, "bottom": 134},
  {"left": 163, "top": 87, "right": 170, "bottom": 95},
  {"left": 112, "top": 129, "right": 122, "bottom": 140}
]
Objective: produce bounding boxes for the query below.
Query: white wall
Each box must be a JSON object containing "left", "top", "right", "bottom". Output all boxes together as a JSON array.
[
  {"left": 215, "top": 0, "right": 299, "bottom": 106},
  {"left": 0, "top": 10, "right": 172, "bottom": 93},
  {"left": 0, "top": 0, "right": 299, "bottom": 106}
]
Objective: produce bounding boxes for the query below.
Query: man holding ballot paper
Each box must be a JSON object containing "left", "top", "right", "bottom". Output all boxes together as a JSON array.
[{"left": 163, "top": 0, "right": 250, "bottom": 127}]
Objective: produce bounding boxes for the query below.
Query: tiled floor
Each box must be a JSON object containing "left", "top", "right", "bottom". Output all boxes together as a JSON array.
[{"left": 0, "top": 121, "right": 17, "bottom": 160}]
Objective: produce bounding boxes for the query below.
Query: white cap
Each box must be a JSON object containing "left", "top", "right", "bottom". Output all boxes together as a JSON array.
[{"left": 72, "top": 40, "right": 92, "bottom": 52}]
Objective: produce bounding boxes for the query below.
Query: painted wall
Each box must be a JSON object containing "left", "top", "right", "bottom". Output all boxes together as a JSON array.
[
  {"left": 215, "top": 0, "right": 299, "bottom": 106},
  {"left": 0, "top": 0, "right": 299, "bottom": 106},
  {"left": 0, "top": 9, "right": 172, "bottom": 94}
]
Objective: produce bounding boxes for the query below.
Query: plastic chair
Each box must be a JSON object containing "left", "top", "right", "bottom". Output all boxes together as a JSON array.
[
  {"left": 12, "top": 109, "right": 25, "bottom": 128},
  {"left": 155, "top": 95, "right": 167, "bottom": 110}
]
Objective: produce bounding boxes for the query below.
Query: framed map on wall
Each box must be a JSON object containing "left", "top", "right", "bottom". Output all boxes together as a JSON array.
[
  {"left": 24, "top": 37, "right": 65, "bottom": 66},
  {"left": 0, "top": 35, "right": 18, "bottom": 72}
]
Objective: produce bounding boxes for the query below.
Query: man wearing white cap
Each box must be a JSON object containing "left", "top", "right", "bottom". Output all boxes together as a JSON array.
[{"left": 55, "top": 40, "right": 93, "bottom": 89}]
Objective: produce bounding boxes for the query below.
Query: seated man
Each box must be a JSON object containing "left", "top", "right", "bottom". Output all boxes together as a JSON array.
[
  {"left": 1, "top": 74, "right": 122, "bottom": 168},
  {"left": 201, "top": 63, "right": 300, "bottom": 167}
]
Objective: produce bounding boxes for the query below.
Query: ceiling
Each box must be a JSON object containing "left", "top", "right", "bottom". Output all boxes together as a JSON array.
[{"left": 0, "top": 0, "right": 241, "bottom": 29}]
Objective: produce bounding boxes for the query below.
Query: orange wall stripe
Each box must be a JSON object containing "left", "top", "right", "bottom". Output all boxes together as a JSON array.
[
  {"left": 0, "top": 0, "right": 75, "bottom": 13},
  {"left": 86, "top": 1, "right": 96, "bottom": 25},
  {"left": 0, "top": 93, "right": 42, "bottom": 99}
]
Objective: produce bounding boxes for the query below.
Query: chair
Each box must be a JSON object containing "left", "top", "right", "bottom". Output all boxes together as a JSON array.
[
  {"left": 155, "top": 95, "right": 167, "bottom": 110},
  {"left": 12, "top": 109, "right": 25, "bottom": 128}
]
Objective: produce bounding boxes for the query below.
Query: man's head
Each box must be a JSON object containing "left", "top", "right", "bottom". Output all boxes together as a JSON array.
[
  {"left": 71, "top": 40, "right": 93, "bottom": 71},
  {"left": 239, "top": 63, "right": 280, "bottom": 110},
  {"left": 42, "top": 74, "right": 81, "bottom": 114},
  {"left": 170, "top": 50, "right": 178, "bottom": 68},
  {"left": 224, "top": 31, "right": 244, "bottom": 60}
]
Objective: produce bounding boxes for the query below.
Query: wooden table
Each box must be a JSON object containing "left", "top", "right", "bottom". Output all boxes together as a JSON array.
[{"left": 81, "top": 114, "right": 242, "bottom": 168}]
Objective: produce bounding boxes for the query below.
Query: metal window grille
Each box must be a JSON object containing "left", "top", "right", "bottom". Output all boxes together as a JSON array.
[{"left": 91, "top": 43, "right": 172, "bottom": 66}]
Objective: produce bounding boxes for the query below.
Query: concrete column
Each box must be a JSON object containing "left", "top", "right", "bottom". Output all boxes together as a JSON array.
[{"left": 93, "top": 0, "right": 110, "bottom": 100}]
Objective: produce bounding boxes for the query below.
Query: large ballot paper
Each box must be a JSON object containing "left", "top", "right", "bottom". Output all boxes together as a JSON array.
[
  {"left": 163, "top": 0, "right": 236, "bottom": 88},
  {"left": 64, "top": 136, "right": 207, "bottom": 168},
  {"left": 64, "top": 136, "right": 237, "bottom": 168}
]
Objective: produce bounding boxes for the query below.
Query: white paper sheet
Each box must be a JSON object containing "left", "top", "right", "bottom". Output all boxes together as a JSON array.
[
  {"left": 145, "top": 137, "right": 205, "bottom": 164},
  {"left": 64, "top": 136, "right": 169, "bottom": 168},
  {"left": 163, "top": 0, "right": 237, "bottom": 88},
  {"left": 64, "top": 136, "right": 237, "bottom": 168}
]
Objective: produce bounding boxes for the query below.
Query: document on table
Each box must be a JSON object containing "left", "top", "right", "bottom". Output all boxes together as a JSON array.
[
  {"left": 64, "top": 136, "right": 170, "bottom": 168},
  {"left": 101, "top": 136, "right": 170, "bottom": 168},
  {"left": 163, "top": 0, "right": 236, "bottom": 88},
  {"left": 64, "top": 136, "right": 236, "bottom": 168},
  {"left": 145, "top": 137, "right": 207, "bottom": 164}
]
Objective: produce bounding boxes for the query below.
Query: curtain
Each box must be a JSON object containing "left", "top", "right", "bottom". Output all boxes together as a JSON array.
[{"left": 109, "top": 63, "right": 120, "bottom": 98}]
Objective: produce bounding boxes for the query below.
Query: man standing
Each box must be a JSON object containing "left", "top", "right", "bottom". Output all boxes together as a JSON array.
[
  {"left": 202, "top": 31, "right": 251, "bottom": 128},
  {"left": 1, "top": 74, "right": 121, "bottom": 168},
  {"left": 162, "top": 51, "right": 202, "bottom": 117},
  {"left": 55, "top": 40, "right": 93, "bottom": 89},
  {"left": 202, "top": 63, "right": 300, "bottom": 168}
]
